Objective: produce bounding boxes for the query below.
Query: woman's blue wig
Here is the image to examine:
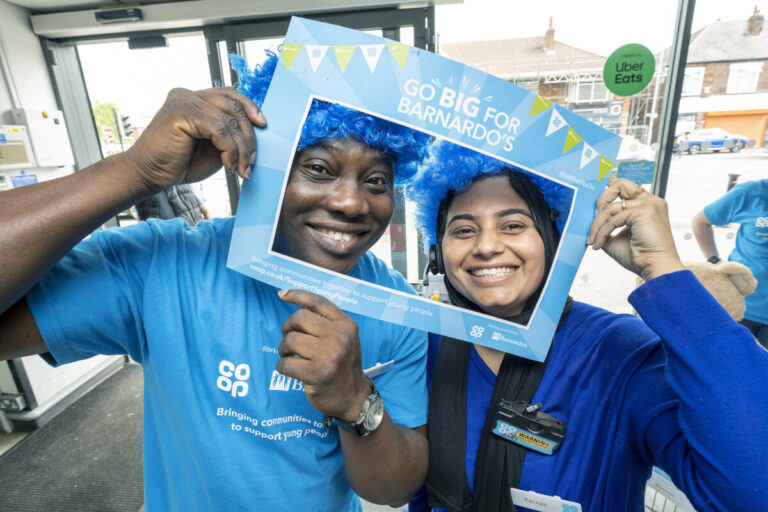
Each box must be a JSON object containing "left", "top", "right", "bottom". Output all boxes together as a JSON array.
[
  {"left": 405, "top": 140, "right": 574, "bottom": 251},
  {"left": 230, "top": 50, "right": 430, "bottom": 184}
]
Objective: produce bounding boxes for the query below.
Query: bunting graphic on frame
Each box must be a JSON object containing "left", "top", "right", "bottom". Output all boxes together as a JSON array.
[
  {"left": 387, "top": 43, "right": 410, "bottom": 69},
  {"left": 563, "top": 126, "right": 582, "bottom": 154},
  {"left": 598, "top": 156, "right": 615, "bottom": 181},
  {"left": 546, "top": 109, "right": 567, "bottom": 137},
  {"left": 359, "top": 44, "right": 385, "bottom": 72},
  {"left": 529, "top": 95, "right": 553, "bottom": 117},
  {"left": 580, "top": 142, "right": 598, "bottom": 169},
  {"left": 332, "top": 46, "right": 356, "bottom": 72},
  {"left": 306, "top": 45, "right": 328, "bottom": 72},
  {"left": 281, "top": 44, "right": 303, "bottom": 69}
]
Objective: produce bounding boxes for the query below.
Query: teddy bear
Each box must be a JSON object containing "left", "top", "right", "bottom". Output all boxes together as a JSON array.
[
  {"left": 638, "top": 261, "right": 757, "bottom": 321},
  {"left": 684, "top": 261, "right": 757, "bottom": 321}
]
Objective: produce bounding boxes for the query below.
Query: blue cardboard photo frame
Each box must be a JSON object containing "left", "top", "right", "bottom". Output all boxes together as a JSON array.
[{"left": 228, "top": 17, "right": 621, "bottom": 361}]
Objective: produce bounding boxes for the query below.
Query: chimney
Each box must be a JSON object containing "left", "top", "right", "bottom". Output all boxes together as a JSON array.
[
  {"left": 544, "top": 16, "right": 555, "bottom": 52},
  {"left": 747, "top": 6, "right": 763, "bottom": 36}
]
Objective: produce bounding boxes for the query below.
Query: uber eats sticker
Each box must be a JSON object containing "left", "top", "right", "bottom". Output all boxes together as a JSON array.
[{"left": 603, "top": 43, "right": 655, "bottom": 96}]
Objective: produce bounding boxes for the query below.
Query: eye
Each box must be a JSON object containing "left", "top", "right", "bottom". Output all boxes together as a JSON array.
[
  {"left": 449, "top": 225, "right": 477, "bottom": 238},
  {"left": 306, "top": 163, "right": 330, "bottom": 175},
  {"left": 364, "top": 172, "right": 392, "bottom": 194},
  {"left": 297, "top": 160, "right": 334, "bottom": 182},
  {"left": 501, "top": 221, "right": 528, "bottom": 234}
]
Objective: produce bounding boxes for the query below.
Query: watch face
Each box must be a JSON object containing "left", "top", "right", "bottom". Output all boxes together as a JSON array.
[{"left": 363, "top": 395, "right": 384, "bottom": 432}]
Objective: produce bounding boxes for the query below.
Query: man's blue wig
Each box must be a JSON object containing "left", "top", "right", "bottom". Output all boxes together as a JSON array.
[
  {"left": 405, "top": 140, "right": 574, "bottom": 250},
  {"left": 230, "top": 51, "right": 430, "bottom": 184}
]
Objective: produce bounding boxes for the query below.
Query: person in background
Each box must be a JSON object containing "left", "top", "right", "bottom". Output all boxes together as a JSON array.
[
  {"left": 405, "top": 141, "right": 768, "bottom": 512},
  {"left": 0, "top": 51, "right": 431, "bottom": 511},
  {"left": 134, "top": 183, "right": 211, "bottom": 225},
  {"left": 692, "top": 178, "right": 768, "bottom": 348}
]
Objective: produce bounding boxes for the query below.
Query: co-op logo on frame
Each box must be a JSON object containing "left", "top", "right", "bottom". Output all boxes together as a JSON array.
[{"left": 216, "top": 360, "right": 304, "bottom": 398}]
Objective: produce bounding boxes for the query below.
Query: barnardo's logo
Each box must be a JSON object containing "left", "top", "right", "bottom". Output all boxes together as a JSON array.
[
  {"left": 217, "top": 360, "right": 250, "bottom": 397},
  {"left": 269, "top": 370, "right": 304, "bottom": 392}
]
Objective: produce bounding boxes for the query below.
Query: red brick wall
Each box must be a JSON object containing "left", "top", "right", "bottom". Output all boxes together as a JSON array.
[
  {"left": 756, "top": 61, "right": 768, "bottom": 92},
  {"left": 538, "top": 82, "right": 568, "bottom": 104},
  {"left": 702, "top": 62, "right": 730, "bottom": 96}
]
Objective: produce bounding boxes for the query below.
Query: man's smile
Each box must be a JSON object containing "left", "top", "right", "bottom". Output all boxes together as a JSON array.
[{"left": 308, "top": 223, "right": 369, "bottom": 255}]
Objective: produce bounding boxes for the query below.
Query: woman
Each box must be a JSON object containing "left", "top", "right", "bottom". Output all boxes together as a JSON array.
[{"left": 406, "top": 141, "right": 768, "bottom": 511}]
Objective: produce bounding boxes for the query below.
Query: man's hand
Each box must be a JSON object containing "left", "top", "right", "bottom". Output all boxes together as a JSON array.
[
  {"left": 275, "top": 288, "right": 428, "bottom": 506},
  {"left": 276, "top": 289, "right": 371, "bottom": 421},
  {"left": 124, "top": 87, "right": 266, "bottom": 193}
]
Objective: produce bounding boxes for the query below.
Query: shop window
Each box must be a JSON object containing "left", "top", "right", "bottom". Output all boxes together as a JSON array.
[
  {"left": 569, "top": 81, "right": 611, "bottom": 103},
  {"left": 681, "top": 67, "right": 704, "bottom": 96},
  {"left": 726, "top": 62, "right": 763, "bottom": 94}
]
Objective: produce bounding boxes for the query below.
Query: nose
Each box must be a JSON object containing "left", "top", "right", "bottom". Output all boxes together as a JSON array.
[
  {"left": 325, "top": 177, "right": 369, "bottom": 218},
  {"left": 473, "top": 227, "right": 504, "bottom": 258}
]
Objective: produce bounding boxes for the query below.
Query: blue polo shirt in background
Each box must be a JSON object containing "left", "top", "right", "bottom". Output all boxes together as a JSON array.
[{"left": 704, "top": 179, "right": 768, "bottom": 324}]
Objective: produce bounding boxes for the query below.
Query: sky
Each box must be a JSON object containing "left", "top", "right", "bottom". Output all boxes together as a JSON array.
[
  {"left": 77, "top": 0, "right": 768, "bottom": 120},
  {"left": 436, "top": 0, "right": 768, "bottom": 55}
]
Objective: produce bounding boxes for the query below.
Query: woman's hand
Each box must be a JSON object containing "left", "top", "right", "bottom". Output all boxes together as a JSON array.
[{"left": 587, "top": 175, "right": 685, "bottom": 281}]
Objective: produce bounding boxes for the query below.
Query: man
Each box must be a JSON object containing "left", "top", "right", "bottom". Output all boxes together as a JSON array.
[
  {"left": 692, "top": 178, "right": 768, "bottom": 348},
  {"left": 0, "top": 86, "right": 428, "bottom": 511}
]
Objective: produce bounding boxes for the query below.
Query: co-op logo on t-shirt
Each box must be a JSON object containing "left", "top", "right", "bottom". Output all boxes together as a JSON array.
[
  {"left": 756, "top": 216, "right": 768, "bottom": 228},
  {"left": 216, "top": 360, "right": 304, "bottom": 398}
]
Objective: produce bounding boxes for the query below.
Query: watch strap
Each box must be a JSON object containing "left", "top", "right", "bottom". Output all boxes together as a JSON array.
[{"left": 333, "top": 377, "right": 382, "bottom": 437}]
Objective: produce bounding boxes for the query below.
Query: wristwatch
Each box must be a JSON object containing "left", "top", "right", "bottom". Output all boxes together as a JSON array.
[
  {"left": 707, "top": 255, "right": 722, "bottom": 264},
  {"left": 333, "top": 377, "right": 384, "bottom": 437}
]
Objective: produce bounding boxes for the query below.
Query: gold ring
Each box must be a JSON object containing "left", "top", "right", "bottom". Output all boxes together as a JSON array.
[{"left": 621, "top": 199, "right": 627, "bottom": 211}]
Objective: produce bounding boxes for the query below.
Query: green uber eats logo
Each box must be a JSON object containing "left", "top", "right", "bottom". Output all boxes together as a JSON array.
[{"left": 603, "top": 43, "right": 655, "bottom": 97}]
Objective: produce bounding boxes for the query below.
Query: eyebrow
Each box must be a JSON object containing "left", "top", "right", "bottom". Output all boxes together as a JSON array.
[
  {"left": 446, "top": 208, "right": 533, "bottom": 227},
  {"left": 305, "top": 140, "right": 393, "bottom": 172}
]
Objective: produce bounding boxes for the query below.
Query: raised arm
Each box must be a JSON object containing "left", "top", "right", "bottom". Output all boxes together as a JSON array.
[
  {"left": 692, "top": 210, "right": 720, "bottom": 262},
  {"left": 0, "top": 87, "right": 265, "bottom": 359},
  {"left": 588, "top": 175, "right": 768, "bottom": 509}
]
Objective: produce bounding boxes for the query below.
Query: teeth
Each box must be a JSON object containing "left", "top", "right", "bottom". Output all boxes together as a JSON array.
[
  {"left": 317, "top": 227, "right": 354, "bottom": 242},
  {"left": 471, "top": 267, "right": 515, "bottom": 277}
]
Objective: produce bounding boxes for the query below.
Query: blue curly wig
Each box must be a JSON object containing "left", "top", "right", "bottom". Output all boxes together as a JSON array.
[
  {"left": 405, "top": 140, "right": 574, "bottom": 251},
  {"left": 230, "top": 51, "right": 430, "bottom": 184}
]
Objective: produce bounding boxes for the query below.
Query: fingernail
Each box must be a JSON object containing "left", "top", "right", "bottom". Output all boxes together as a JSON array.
[
  {"left": 256, "top": 111, "right": 266, "bottom": 125},
  {"left": 249, "top": 152, "right": 256, "bottom": 164},
  {"left": 277, "top": 289, "right": 286, "bottom": 298},
  {"left": 244, "top": 167, "right": 251, "bottom": 179}
]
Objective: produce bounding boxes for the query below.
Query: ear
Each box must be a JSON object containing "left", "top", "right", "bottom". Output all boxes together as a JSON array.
[{"left": 719, "top": 262, "right": 758, "bottom": 296}]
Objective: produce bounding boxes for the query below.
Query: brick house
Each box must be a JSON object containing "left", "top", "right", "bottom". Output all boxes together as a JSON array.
[
  {"left": 677, "top": 7, "right": 768, "bottom": 147},
  {"left": 439, "top": 18, "right": 637, "bottom": 139}
]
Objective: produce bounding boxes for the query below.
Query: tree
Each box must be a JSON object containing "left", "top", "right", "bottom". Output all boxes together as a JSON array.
[{"left": 91, "top": 100, "right": 119, "bottom": 147}]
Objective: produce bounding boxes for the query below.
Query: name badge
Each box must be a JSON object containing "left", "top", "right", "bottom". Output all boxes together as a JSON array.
[{"left": 510, "top": 488, "right": 582, "bottom": 512}]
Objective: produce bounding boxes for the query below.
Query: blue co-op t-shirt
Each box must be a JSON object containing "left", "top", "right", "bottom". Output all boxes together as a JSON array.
[
  {"left": 26, "top": 217, "right": 428, "bottom": 512},
  {"left": 704, "top": 179, "right": 768, "bottom": 324}
]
